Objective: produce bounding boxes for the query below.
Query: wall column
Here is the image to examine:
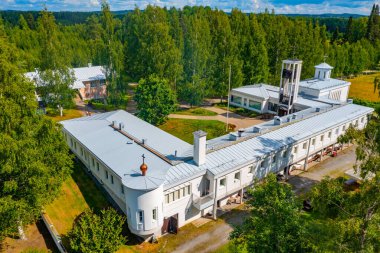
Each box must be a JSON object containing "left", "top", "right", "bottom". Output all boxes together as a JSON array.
[
  {"left": 212, "top": 178, "right": 218, "bottom": 220},
  {"left": 303, "top": 138, "right": 312, "bottom": 171}
]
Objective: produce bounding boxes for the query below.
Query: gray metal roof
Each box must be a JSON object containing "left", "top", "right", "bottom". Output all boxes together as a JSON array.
[
  {"left": 231, "top": 84, "right": 331, "bottom": 109},
  {"left": 164, "top": 104, "right": 373, "bottom": 188},
  {"left": 25, "top": 66, "right": 106, "bottom": 90},
  {"left": 61, "top": 105, "right": 373, "bottom": 191},
  {"left": 315, "top": 63, "right": 333, "bottom": 69},
  {"left": 299, "top": 78, "right": 349, "bottom": 91},
  {"left": 61, "top": 110, "right": 192, "bottom": 190}
]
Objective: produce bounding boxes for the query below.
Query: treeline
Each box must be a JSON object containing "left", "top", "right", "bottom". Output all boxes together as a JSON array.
[{"left": 2, "top": 4, "right": 380, "bottom": 105}]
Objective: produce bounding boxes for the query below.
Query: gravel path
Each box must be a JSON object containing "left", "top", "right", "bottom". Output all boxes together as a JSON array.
[
  {"left": 169, "top": 106, "right": 266, "bottom": 129},
  {"left": 288, "top": 146, "right": 356, "bottom": 195}
]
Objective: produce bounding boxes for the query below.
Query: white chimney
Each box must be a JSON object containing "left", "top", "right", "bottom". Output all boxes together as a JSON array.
[{"left": 193, "top": 130, "right": 207, "bottom": 166}]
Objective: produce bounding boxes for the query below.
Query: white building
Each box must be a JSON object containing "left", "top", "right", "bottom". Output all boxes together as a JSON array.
[
  {"left": 25, "top": 65, "right": 107, "bottom": 101},
  {"left": 230, "top": 61, "right": 350, "bottom": 114},
  {"left": 60, "top": 60, "right": 373, "bottom": 240}
]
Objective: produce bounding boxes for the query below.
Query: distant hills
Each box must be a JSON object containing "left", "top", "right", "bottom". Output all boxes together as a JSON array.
[{"left": 0, "top": 9, "right": 365, "bottom": 26}]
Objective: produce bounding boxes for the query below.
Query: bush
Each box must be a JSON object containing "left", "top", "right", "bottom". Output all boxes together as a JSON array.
[
  {"left": 353, "top": 98, "right": 380, "bottom": 109},
  {"left": 69, "top": 208, "right": 126, "bottom": 253}
]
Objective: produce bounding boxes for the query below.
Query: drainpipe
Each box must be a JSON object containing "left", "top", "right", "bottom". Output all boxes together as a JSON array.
[{"left": 212, "top": 178, "right": 218, "bottom": 220}]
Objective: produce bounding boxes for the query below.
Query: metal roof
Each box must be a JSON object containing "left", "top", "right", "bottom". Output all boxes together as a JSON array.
[
  {"left": 25, "top": 66, "right": 106, "bottom": 90},
  {"left": 61, "top": 105, "right": 373, "bottom": 191},
  {"left": 299, "top": 78, "right": 350, "bottom": 91},
  {"left": 232, "top": 84, "right": 278, "bottom": 100},
  {"left": 315, "top": 63, "right": 333, "bottom": 69},
  {"left": 231, "top": 84, "right": 330, "bottom": 109},
  {"left": 164, "top": 104, "right": 373, "bottom": 188},
  {"left": 61, "top": 110, "right": 192, "bottom": 190}
]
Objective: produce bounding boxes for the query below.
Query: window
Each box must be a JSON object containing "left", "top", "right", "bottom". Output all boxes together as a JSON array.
[
  {"left": 260, "top": 160, "right": 265, "bottom": 168},
  {"left": 92, "top": 158, "right": 95, "bottom": 167},
  {"left": 220, "top": 178, "right": 226, "bottom": 188},
  {"left": 335, "top": 128, "right": 339, "bottom": 135},
  {"left": 282, "top": 150, "right": 287, "bottom": 158},
  {"left": 303, "top": 142, "right": 307, "bottom": 149},
  {"left": 74, "top": 142, "right": 77, "bottom": 150},
  {"left": 248, "top": 165, "right": 254, "bottom": 174},
  {"left": 272, "top": 155, "right": 277, "bottom": 164},
  {"left": 311, "top": 138, "right": 316, "bottom": 145},
  {"left": 70, "top": 138, "right": 73, "bottom": 147},
  {"left": 187, "top": 185, "right": 191, "bottom": 195},
  {"left": 328, "top": 132, "right": 332, "bottom": 138},
  {"left": 233, "top": 96, "right": 242, "bottom": 104},
  {"left": 355, "top": 120, "right": 358, "bottom": 126},
  {"left": 111, "top": 175, "right": 114, "bottom": 184},
  {"left": 152, "top": 208, "right": 157, "bottom": 221},
  {"left": 105, "top": 170, "right": 108, "bottom": 179},
  {"left": 361, "top": 117, "right": 365, "bottom": 123},
  {"left": 165, "top": 194, "right": 169, "bottom": 204},
  {"left": 96, "top": 162, "right": 99, "bottom": 171},
  {"left": 121, "top": 184, "right": 124, "bottom": 194},
  {"left": 80, "top": 147, "right": 84, "bottom": 156},
  {"left": 174, "top": 190, "right": 180, "bottom": 201},
  {"left": 342, "top": 125, "right": 346, "bottom": 131},
  {"left": 138, "top": 211, "right": 144, "bottom": 223},
  {"left": 234, "top": 172, "right": 240, "bottom": 181},
  {"left": 294, "top": 146, "right": 298, "bottom": 154},
  {"left": 249, "top": 100, "right": 261, "bottom": 110},
  {"left": 268, "top": 102, "right": 278, "bottom": 112},
  {"left": 90, "top": 81, "right": 98, "bottom": 88},
  {"left": 169, "top": 192, "right": 174, "bottom": 203},
  {"left": 320, "top": 135, "right": 324, "bottom": 142}
]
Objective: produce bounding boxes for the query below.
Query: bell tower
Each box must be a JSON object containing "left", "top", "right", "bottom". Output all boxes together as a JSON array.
[{"left": 278, "top": 59, "right": 302, "bottom": 116}]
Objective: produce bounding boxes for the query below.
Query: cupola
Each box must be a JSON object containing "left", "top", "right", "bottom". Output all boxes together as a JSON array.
[{"left": 314, "top": 62, "right": 333, "bottom": 80}]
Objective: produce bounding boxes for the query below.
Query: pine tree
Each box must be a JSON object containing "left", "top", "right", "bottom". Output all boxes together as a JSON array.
[{"left": 345, "top": 16, "right": 354, "bottom": 42}]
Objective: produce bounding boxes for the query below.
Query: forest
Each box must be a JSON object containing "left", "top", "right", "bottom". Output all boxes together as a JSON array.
[{"left": 1, "top": 4, "right": 380, "bottom": 106}]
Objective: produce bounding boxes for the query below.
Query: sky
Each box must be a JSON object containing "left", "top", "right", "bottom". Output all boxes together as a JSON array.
[{"left": 0, "top": 0, "right": 378, "bottom": 15}]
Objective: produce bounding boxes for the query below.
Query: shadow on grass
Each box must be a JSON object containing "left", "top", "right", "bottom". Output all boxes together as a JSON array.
[
  {"left": 64, "top": 159, "right": 141, "bottom": 248},
  {"left": 35, "top": 219, "right": 60, "bottom": 253}
]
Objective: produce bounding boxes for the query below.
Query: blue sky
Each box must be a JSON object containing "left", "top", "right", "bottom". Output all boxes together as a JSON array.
[{"left": 0, "top": 0, "right": 377, "bottom": 15}]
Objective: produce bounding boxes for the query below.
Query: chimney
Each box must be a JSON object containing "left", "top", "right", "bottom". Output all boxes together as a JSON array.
[
  {"left": 119, "top": 122, "right": 124, "bottom": 130},
  {"left": 238, "top": 129, "right": 244, "bottom": 137},
  {"left": 142, "top": 138, "right": 147, "bottom": 145},
  {"left": 274, "top": 116, "right": 282, "bottom": 125},
  {"left": 193, "top": 130, "right": 207, "bottom": 166},
  {"left": 292, "top": 114, "right": 297, "bottom": 120}
]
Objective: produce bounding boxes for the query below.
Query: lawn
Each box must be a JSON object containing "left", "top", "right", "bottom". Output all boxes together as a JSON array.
[
  {"left": 347, "top": 73, "right": 380, "bottom": 102},
  {"left": 174, "top": 107, "right": 218, "bottom": 116},
  {"left": 215, "top": 102, "right": 260, "bottom": 118},
  {"left": 44, "top": 161, "right": 110, "bottom": 245},
  {"left": 46, "top": 108, "right": 84, "bottom": 122},
  {"left": 159, "top": 118, "right": 233, "bottom": 144}
]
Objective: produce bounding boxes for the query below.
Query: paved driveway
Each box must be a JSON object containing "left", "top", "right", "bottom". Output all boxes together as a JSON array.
[{"left": 288, "top": 146, "right": 356, "bottom": 195}]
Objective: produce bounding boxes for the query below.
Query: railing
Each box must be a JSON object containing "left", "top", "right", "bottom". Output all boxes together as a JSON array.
[{"left": 193, "top": 192, "right": 214, "bottom": 210}]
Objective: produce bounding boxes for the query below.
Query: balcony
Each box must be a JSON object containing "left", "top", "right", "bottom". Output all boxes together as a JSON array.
[{"left": 193, "top": 193, "right": 214, "bottom": 210}]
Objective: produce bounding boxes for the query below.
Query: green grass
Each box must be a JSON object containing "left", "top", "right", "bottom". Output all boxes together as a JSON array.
[
  {"left": 174, "top": 107, "right": 218, "bottom": 116},
  {"left": 215, "top": 102, "right": 260, "bottom": 118},
  {"left": 46, "top": 108, "right": 83, "bottom": 122},
  {"left": 211, "top": 242, "right": 233, "bottom": 253},
  {"left": 159, "top": 118, "right": 234, "bottom": 144},
  {"left": 44, "top": 160, "right": 110, "bottom": 240},
  {"left": 347, "top": 74, "right": 380, "bottom": 102}
]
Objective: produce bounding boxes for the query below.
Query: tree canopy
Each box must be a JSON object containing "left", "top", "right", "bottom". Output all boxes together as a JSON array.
[
  {"left": 134, "top": 75, "right": 177, "bottom": 125},
  {"left": 69, "top": 208, "right": 127, "bottom": 253},
  {"left": 0, "top": 25, "right": 72, "bottom": 241}
]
